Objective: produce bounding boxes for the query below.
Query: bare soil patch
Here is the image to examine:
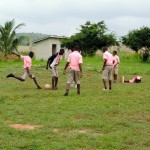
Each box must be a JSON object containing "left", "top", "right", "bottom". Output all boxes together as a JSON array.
[{"left": 10, "top": 124, "right": 42, "bottom": 130}]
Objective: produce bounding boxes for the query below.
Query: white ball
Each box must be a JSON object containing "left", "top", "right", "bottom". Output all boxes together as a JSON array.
[{"left": 45, "top": 84, "right": 51, "bottom": 90}]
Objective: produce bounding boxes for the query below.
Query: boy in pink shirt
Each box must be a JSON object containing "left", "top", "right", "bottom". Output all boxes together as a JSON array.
[
  {"left": 124, "top": 76, "right": 142, "bottom": 83},
  {"left": 112, "top": 51, "right": 120, "bottom": 82},
  {"left": 64, "top": 46, "right": 82, "bottom": 96},
  {"left": 7, "top": 51, "right": 41, "bottom": 89},
  {"left": 102, "top": 47, "right": 113, "bottom": 90}
]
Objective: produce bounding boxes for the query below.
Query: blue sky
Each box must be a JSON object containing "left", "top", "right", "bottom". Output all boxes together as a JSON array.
[{"left": 0, "top": 0, "right": 150, "bottom": 37}]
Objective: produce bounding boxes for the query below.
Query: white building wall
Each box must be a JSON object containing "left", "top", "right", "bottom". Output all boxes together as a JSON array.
[
  {"left": 34, "top": 38, "right": 62, "bottom": 60},
  {"left": 34, "top": 39, "right": 51, "bottom": 60}
]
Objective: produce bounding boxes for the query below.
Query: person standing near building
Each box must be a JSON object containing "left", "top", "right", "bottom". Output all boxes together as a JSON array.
[
  {"left": 112, "top": 51, "right": 120, "bottom": 83},
  {"left": 46, "top": 48, "right": 64, "bottom": 90},
  {"left": 63, "top": 46, "right": 82, "bottom": 96},
  {"left": 102, "top": 47, "right": 113, "bottom": 90}
]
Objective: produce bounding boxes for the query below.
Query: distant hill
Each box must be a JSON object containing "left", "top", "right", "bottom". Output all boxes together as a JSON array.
[{"left": 16, "top": 32, "right": 49, "bottom": 46}]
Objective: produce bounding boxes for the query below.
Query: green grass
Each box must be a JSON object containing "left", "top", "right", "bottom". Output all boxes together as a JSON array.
[{"left": 0, "top": 52, "right": 150, "bottom": 150}]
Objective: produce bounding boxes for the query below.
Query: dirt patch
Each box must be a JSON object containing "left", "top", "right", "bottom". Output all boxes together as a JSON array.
[
  {"left": 75, "top": 115, "right": 87, "bottom": 120},
  {"left": 72, "top": 129, "right": 104, "bottom": 136},
  {"left": 10, "top": 124, "right": 42, "bottom": 130},
  {"left": 0, "top": 55, "right": 17, "bottom": 61},
  {"left": 6, "top": 55, "right": 16, "bottom": 60},
  {"left": 78, "top": 129, "right": 89, "bottom": 134},
  {"left": 53, "top": 128, "right": 60, "bottom": 132}
]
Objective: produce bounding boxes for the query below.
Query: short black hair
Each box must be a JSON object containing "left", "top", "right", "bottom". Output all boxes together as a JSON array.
[
  {"left": 69, "top": 45, "right": 74, "bottom": 49},
  {"left": 102, "top": 47, "right": 108, "bottom": 52},
  {"left": 74, "top": 45, "right": 80, "bottom": 51},
  {"left": 113, "top": 50, "right": 117, "bottom": 54},
  {"left": 29, "top": 51, "right": 34, "bottom": 58},
  {"left": 59, "top": 48, "right": 64, "bottom": 54}
]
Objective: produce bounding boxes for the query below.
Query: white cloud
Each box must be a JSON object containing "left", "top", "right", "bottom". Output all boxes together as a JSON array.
[{"left": 0, "top": 0, "right": 150, "bottom": 36}]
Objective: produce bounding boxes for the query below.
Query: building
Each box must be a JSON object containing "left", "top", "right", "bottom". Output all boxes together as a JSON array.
[{"left": 33, "top": 35, "right": 68, "bottom": 60}]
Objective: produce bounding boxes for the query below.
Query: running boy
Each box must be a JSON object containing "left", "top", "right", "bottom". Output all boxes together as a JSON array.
[
  {"left": 46, "top": 48, "right": 64, "bottom": 90},
  {"left": 7, "top": 51, "right": 42, "bottom": 89}
]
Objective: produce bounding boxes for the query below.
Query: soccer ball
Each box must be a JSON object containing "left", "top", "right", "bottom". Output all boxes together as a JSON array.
[{"left": 44, "top": 84, "right": 51, "bottom": 90}]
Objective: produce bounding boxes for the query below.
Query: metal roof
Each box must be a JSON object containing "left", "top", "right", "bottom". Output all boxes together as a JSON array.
[{"left": 33, "top": 35, "right": 67, "bottom": 43}]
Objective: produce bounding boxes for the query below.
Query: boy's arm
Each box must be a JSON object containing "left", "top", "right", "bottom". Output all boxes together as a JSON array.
[
  {"left": 12, "top": 52, "right": 20, "bottom": 57},
  {"left": 102, "top": 59, "right": 107, "bottom": 70},
  {"left": 63, "top": 62, "right": 69, "bottom": 74},
  {"left": 114, "top": 58, "right": 120, "bottom": 67},
  {"left": 46, "top": 58, "right": 50, "bottom": 69},
  {"left": 114, "top": 62, "right": 119, "bottom": 67},
  {"left": 46, "top": 56, "right": 53, "bottom": 69},
  {"left": 79, "top": 63, "right": 82, "bottom": 78}
]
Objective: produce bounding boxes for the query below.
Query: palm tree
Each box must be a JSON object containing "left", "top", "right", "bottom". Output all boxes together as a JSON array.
[{"left": 0, "top": 19, "right": 25, "bottom": 57}]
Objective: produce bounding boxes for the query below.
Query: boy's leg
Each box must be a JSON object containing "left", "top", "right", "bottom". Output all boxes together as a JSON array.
[
  {"left": 75, "top": 71, "right": 80, "bottom": 94},
  {"left": 32, "top": 77, "right": 42, "bottom": 89},
  {"left": 64, "top": 83, "right": 71, "bottom": 96},
  {"left": 108, "top": 66, "right": 113, "bottom": 90},
  {"left": 77, "top": 84, "right": 80, "bottom": 94},
  {"left": 113, "top": 68, "right": 118, "bottom": 82},
  {"left": 51, "top": 67, "right": 58, "bottom": 90},
  {"left": 55, "top": 77, "right": 58, "bottom": 89},
  {"left": 103, "top": 79, "right": 107, "bottom": 89},
  {"left": 54, "top": 66, "right": 58, "bottom": 89},
  {"left": 109, "top": 80, "right": 112, "bottom": 90},
  {"left": 64, "top": 68, "right": 73, "bottom": 96},
  {"left": 52, "top": 76, "right": 58, "bottom": 90},
  {"left": 113, "top": 74, "right": 117, "bottom": 83},
  {"left": 114, "top": 74, "right": 117, "bottom": 80},
  {"left": 102, "top": 67, "right": 108, "bottom": 90},
  {"left": 7, "top": 73, "right": 25, "bottom": 81},
  {"left": 52, "top": 76, "right": 55, "bottom": 89},
  {"left": 14, "top": 76, "right": 25, "bottom": 81},
  {"left": 29, "top": 72, "right": 41, "bottom": 89}
]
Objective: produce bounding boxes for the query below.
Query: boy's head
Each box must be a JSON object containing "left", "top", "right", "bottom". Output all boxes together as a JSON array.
[
  {"left": 102, "top": 47, "right": 108, "bottom": 53},
  {"left": 69, "top": 46, "right": 74, "bottom": 52},
  {"left": 73, "top": 45, "right": 80, "bottom": 52},
  {"left": 59, "top": 48, "right": 65, "bottom": 55},
  {"left": 113, "top": 51, "right": 117, "bottom": 56},
  {"left": 29, "top": 51, "right": 34, "bottom": 58}
]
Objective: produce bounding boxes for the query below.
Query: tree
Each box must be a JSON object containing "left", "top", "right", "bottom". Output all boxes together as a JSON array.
[
  {"left": 122, "top": 27, "right": 150, "bottom": 61},
  {"left": 61, "top": 21, "right": 118, "bottom": 55},
  {"left": 0, "top": 19, "right": 25, "bottom": 57}
]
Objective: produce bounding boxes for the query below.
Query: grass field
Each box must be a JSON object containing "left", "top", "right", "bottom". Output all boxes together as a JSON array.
[{"left": 0, "top": 52, "right": 150, "bottom": 150}]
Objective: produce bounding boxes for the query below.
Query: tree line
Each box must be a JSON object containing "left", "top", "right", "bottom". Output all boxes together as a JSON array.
[{"left": 0, "top": 19, "right": 150, "bottom": 61}]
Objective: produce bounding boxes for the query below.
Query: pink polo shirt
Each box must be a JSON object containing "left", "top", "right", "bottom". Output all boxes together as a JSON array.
[
  {"left": 129, "top": 76, "right": 142, "bottom": 83},
  {"left": 55, "top": 53, "right": 61, "bottom": 65},
  {"left": 67, "top": 51, "right": 82, "bottom": 71},
  {"left": 21, "top": 55, "right": 32, "bottom": 70},
  {"left": 103, "top": 51, "right": 113, "bottom": 65},
  {"left": 113, "top": 55, "right": 120, "bottom": 68}
]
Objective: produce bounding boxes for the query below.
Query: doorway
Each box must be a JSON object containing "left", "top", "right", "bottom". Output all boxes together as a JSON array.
[{"left": 52, "top": 44, "right": 56, "bottom": 54}]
